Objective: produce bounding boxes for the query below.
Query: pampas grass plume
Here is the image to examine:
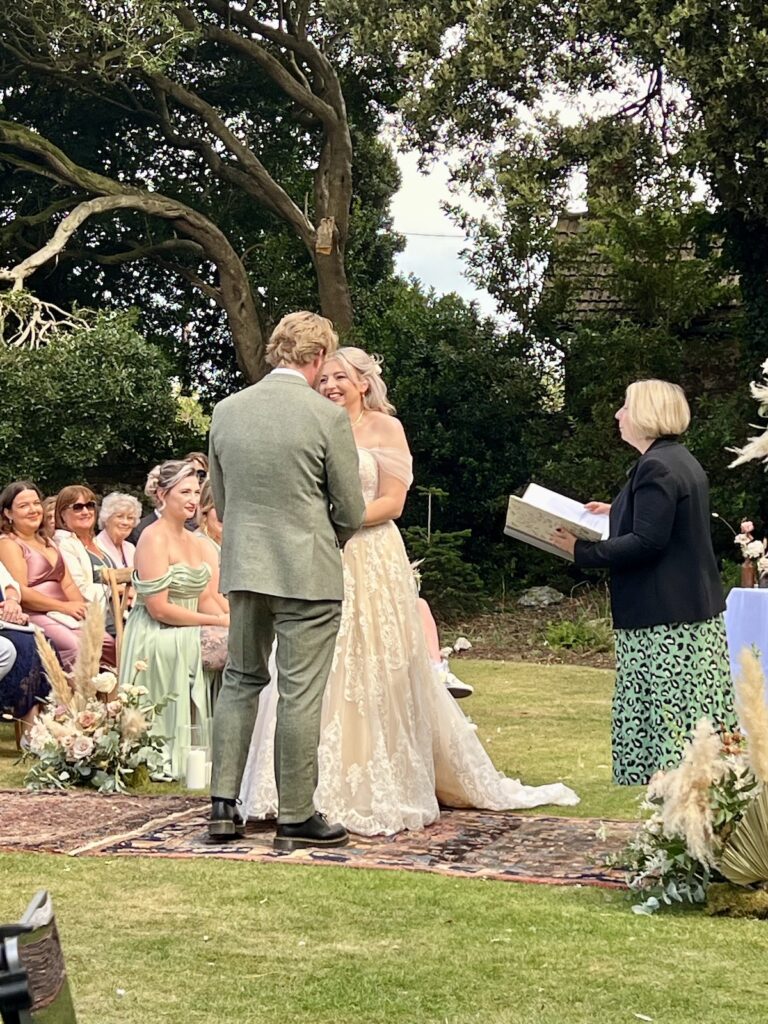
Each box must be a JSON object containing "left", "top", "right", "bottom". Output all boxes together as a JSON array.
[
  {"left": 120, "top": 707, "right": 148, "bottom": 742},
  {"left": 735, "top": 648, "right": 768, "bottom": 783},
  {"left": 71, "top": 603, "right": 106, "bottom": 698},
  {"left": 34, "top": 631, "right": 72, "bottom": 709},
  {"left": 657, "top": 718, "right": 725, "bottom": 866}
]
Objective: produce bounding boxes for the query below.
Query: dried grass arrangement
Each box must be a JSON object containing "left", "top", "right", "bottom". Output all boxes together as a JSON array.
[{"left": 624, "top": 647, "right": 768, "bottom": 914}]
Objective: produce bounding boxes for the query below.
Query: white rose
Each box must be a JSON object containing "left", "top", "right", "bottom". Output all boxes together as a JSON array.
[
  {"left": 92, "top": 671, "right": 117, "bottom": 694},
  {"left": 134, "top": 660, "right": 148, "bottom": 673},
  {"left": 71, "top": 736, "right": 94, "bottom": 760},
  {"left": 746, "top": 540, "right": 765, "bottom": 559}
]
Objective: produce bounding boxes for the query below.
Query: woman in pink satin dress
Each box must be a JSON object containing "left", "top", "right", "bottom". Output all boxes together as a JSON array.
[{"left": 0, "top": 481, "right": 115, "bottom": 670}]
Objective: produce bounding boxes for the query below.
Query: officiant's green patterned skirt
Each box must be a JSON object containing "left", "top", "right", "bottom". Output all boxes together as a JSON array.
[{"left": 612, "top": 614, "right": 736, "bottom": 786}]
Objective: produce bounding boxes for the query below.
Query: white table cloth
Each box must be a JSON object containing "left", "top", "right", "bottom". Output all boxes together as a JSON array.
[{"left": 724, "top": 587, "right": 768, "bottom": 690}]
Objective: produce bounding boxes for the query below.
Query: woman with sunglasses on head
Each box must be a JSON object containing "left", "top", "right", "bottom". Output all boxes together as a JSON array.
[
  {"left": 120, "top": 460, "right": 229, "bottom": 779},
  {"left": 0, "top": 481, "right": 116, "bottom": 670},
  {"left": 53, "top": 486, "right": 115, "bottom": 614}
]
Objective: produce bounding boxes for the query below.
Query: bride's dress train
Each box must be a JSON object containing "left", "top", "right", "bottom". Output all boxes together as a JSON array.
[{"left": 239, "top": 447, "right": 578, "bottom": 835}]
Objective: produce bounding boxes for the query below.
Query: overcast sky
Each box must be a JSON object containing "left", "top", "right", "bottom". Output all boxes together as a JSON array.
[{"left": 389, "top": 151, "right": 498, "bottom": 319}]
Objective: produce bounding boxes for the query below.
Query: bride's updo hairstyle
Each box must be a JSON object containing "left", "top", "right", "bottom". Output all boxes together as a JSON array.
[
  {"left": 147, "top": 460, "right": 198, "bottom": 512},
  {"left": 266, "top": 311, "right": 339, "bottom": 367},
  {"left": 331, "top": 347, "right": 396, "bottom": 416}
]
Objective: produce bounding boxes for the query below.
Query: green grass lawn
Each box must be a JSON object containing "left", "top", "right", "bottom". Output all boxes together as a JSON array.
[{"left": 1, "top": 660, "right": 762, "bottom": 1024}]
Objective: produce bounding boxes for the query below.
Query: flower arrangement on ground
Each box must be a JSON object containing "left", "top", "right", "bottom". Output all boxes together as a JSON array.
[
  {"left": 24, "top": 605, "right": 169, "bottom": 793},
  {"left": 624, "top": 648, "right": 768, "bottom": 914}
]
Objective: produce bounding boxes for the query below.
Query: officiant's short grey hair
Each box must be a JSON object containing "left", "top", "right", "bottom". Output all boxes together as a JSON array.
[
  {"left": 625, "top": 379, "right": 691, "bottom": 439},
  {"left": 266, "top": 311, "right": 339, "bottom": 367}
]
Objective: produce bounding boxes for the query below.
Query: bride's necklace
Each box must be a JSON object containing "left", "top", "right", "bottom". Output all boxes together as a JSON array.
[{"left": 351, "top": 407, "right": 366, "bottom": 428}]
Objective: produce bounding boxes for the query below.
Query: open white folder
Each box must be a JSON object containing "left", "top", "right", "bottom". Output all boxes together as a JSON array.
[{"left": 504, "top": 482, "right": 609, "bottom": 562}]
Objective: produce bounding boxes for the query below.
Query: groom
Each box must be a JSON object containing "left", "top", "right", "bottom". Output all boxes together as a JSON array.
[{"left": 207, "top": 311, "right": 365, "bottom": 850}]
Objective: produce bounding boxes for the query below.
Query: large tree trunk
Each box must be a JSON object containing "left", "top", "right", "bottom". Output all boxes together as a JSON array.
[{"left": 314, "top": 246, "right": 354, "bottom": 331}]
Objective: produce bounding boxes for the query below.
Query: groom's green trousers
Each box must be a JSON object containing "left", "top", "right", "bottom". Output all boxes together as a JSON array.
[{"left": 210, "top": 590, "right": 342, "bottom": 823}]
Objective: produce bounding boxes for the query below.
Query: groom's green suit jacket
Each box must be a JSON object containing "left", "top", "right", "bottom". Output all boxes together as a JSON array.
[{"left": 208, "top": 371, "right": 365, "bottom": 602}]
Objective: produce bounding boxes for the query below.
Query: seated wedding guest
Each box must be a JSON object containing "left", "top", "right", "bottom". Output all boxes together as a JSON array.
[
  {"left": 417, "top": 597, "right": 473, "bottom": 700},
  {"left": 120, "top": 460, "right": 228, "bottom": 780},
  {"left": 54, "top": 486, "right": 114, "bottom": 610},
  {"left": 196, "top": 480, "right": 222, "bottom": 557},
  {"left": 185, "top": 451, "right": 209, "bottom": 480},
  {"left": 194, "top": 479, "right": 228, "bottom": 705},
  {"left": 184, "top": 453, "right": 209, "bottom": 530},
  {"left": 0, "top": 561, "right": 50, "bottom": 739},
  {"left": 96, "top": 492, "right": 141, "bottom": 568},
  {"left": 550, "top": 379, "right": 735, "bottom": 786},
  {"left": 0, "top": 481, "right": 116, "bottom": 670},
  {"left": 128, "top": 465, "right": 162, "bottom": 546},
  {"left": 41, "top": 496, "right": 57, "bottom": 540}
]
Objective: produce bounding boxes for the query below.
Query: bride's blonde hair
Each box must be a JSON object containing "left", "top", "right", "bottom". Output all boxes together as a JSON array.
[{"left": 328, "top": 347, "right": 396, "bottom": 415}]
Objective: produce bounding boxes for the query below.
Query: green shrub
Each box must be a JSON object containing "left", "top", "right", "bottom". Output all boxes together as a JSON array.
[
  {"left": 543, "top": 616, "right": 614, "bottom": 654},
  {"left": 402, "top": 526, "right": 486, "bottom": 618}
]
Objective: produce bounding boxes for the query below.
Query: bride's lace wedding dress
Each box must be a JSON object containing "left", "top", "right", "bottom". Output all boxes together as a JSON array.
[{"left": 239, "top": 446, "right": 578, "bottom": 835}]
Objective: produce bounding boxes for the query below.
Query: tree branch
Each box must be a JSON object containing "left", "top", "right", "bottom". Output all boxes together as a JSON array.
[
  {"left": 149, "top": 73, "right": 314, "bottom": 243},
  {"left": 93, "top": 238, "right": 206, "bottom": 265},
  {"left": 0, "top": 195, "right": 181, "bottom": 288},
  {"left": 176, "top": 5, "right": 335, "bottom": 125}
]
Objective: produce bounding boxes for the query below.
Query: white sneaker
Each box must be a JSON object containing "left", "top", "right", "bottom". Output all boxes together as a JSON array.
[{"left": 439, "top": 659, "right": 473, "bottom": 699}]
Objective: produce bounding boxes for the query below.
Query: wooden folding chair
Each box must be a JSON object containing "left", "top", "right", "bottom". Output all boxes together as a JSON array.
[{"left": 98, "top": 567, "right": 133, "bottom": 670}]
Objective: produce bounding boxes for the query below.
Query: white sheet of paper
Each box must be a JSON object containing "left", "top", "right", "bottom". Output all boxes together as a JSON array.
[{"left": 522, "top": 483, "right": 610, "bottom": 539}]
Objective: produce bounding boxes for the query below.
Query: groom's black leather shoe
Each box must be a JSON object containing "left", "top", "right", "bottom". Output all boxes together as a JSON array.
[
  {"left": 273, "top": 813, "right": 349, "bottom": 852},
  {"left": 209, "top": 799, "right": 246, "bottom": 840}
]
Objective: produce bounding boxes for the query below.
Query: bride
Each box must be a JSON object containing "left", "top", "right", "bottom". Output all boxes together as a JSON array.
[{"left": 239, "top": 347, "right": 578, "bottom": 834}]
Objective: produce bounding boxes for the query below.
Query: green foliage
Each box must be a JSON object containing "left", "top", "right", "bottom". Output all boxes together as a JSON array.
[
  {"left": 356, "top": 279, "right": 553, "bottom": 587},
  {"left": 402, "top": 526, "right": 486, "bottom": 617},
  {"left": 543, "top": 616, "right": 614, "bottom": 655},
  {"left": 0, "top": 310, "right": 206, "bottom": 491}
]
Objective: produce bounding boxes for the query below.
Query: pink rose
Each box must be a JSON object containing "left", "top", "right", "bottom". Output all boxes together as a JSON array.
[
  {"left": 741, "top": 520, "right": 755, "bottom": 534},
  {"left": 76, "top": 710, "right": 100, "bottom": 730}
]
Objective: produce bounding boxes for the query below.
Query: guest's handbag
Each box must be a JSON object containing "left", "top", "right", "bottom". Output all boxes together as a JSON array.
[{"left": 46, "top": 612, "right": 81, "bottom": 629}]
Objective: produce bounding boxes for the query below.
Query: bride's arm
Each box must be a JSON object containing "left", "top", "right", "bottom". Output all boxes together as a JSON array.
[{"left": 363, "top": 418, "right": 410, "bottom": 526}]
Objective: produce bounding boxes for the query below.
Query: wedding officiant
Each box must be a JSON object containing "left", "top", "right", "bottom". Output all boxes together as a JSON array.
[{"left": 550, "top": 379, "right": 735, "bottom": 786}]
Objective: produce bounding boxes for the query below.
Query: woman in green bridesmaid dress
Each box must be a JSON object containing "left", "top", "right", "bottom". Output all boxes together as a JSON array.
[{"left": 120, "top": 461, "right": 229, "bottom": 779}]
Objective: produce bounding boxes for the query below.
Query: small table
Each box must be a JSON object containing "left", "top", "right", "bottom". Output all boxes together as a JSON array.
[{"left": 724, "top": 587, "right": 768, "bottom": 682}]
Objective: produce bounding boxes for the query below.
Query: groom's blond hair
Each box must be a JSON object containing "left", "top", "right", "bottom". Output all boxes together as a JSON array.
[{"left": 266, "top": 311, "right": 339, "bottom": 367}]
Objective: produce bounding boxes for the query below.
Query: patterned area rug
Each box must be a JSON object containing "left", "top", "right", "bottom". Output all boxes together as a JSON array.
[
  {"left": 0, "top": 790, "right": 638, "bottom": 888},
  {"left": 0, "top": 790, "right": 205, "bottom": 855}
]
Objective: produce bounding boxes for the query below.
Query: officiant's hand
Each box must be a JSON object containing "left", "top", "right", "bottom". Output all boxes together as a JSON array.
[
  {"left": 584, "top": 501, "right": 611, "bottom": 515},
  {"left": 550, "top": 527, "right": 577, "bottom": 556}
]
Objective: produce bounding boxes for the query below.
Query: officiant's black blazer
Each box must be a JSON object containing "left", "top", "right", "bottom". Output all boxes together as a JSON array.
[{"left": 573, "top": 438, "right": 725, "bottom": 630}]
